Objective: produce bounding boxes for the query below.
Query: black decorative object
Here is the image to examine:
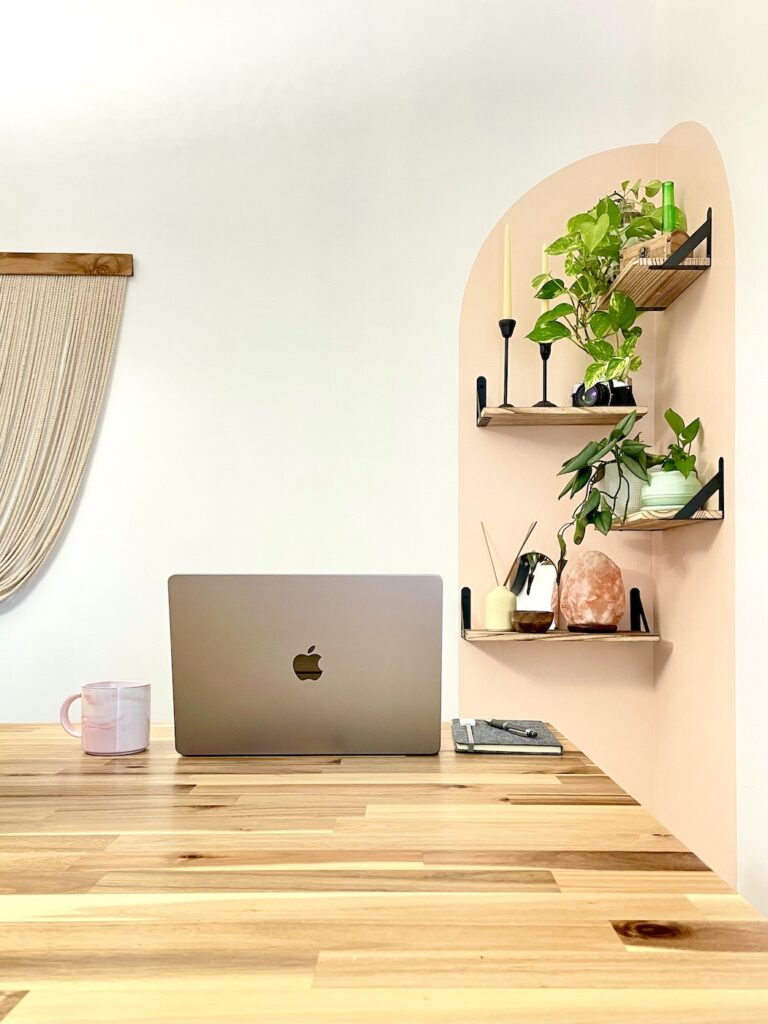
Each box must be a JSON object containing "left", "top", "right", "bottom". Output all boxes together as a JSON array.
[
  {"left": 572, "top": 379, "right": 636, "bottom": 408},
  {"left": 498, "top": 318, "right": 516, "bottom": 408},
  {"left": 629, "top": 588, "right": 651, "bottom": 633},
  {"left": 533, "top": 343, "right": 556, "bottom": 408}
]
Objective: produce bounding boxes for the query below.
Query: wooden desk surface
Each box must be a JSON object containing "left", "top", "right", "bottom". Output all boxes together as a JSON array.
[{"left": 1, "top": 724, "right": 766, "bottom": 1023}]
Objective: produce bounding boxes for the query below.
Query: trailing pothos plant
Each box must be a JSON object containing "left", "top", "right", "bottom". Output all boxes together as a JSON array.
[
  {"left": 527, "top": 179, "right": 687, "bottom": 389},
  {"left": 554, "top": 410, "right": 651, "bottom": 578},
  {"left": 553, "top": 407, "right": 703, "bottom": 578}
]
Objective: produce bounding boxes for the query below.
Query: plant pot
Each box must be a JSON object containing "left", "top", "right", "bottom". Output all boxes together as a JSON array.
[
  {"left": 596, "top": 463, "right": 643, "bottom": 520},
  {"left": 641, "top": 466, "right": 700, "bottom": 511}
]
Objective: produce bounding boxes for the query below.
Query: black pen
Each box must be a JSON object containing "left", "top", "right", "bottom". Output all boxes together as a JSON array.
[{"left": 488, "top": 719, "right": 538, "bottom": 739}]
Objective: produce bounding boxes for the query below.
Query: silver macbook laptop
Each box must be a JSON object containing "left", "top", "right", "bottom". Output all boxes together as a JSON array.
[{"left": 168, "top": 574, "right": 442, "bottom": 756}]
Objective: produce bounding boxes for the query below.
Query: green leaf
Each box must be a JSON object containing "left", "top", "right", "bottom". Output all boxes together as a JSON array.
[
  {"left": 681, "top": 417, "right": 701, "bottom": 443},
  {"left": 584, "top": 362, "right": 606, "bottom": 388},
  {"left": 609, "top": 291, "right": 637, "bottom": 330},
  {"left": 645, "top": 179, "right": 662, "bottom": 197},
  {"left": 566, "top": 213, "right": 594, "bottom": 236},
  {"left": 617, "top": 334, "right": 637, "bottom": 359},
  {"left": 579, "top": 213, "right": 610, "bottom": 253},
  {"left": 585, "top": 339, "right": 614, "bottom": 362},
  {"left": 664, "top": 408, "right": 686, "bottom": 439},
  {"left": 589, "top": 311, "right": 614, "bottom": 339},
  {"left": 557, "top": 531, "right": 567, "bottom": 563},
  {"left": 582, "top": 489, "right": 601, "bottom": 517},
  {"left": 573, "top": 517, "right": 587, "bottom": 545},
  {"left": 559, "top": 441, "right": 600, "bottom": 475},
  {"left": 559, "top": 466, "right": 591, "bottom": 499},
  {"left": 604, "top": 357, "right": 629, "bottom": 382},
  {"left": 546, "top": 234, "right": 576, "bottom": 255},
  {"left": 526, "top": 320, "right": 571, "bottom": 343},
  {"left": 629, "top": 356, "right": 642, "bottom": 372},
  {"left": 621, "top": 454, "right": 650, "bottom": 483},
  {"left": 531, "top": 273, "right": 549, "bottom": 288},
  {"left": 621, "top": 180, "right": 630, "bottom": 191},
  {"left": 534, "top": 278, "right": 565, "bottom": 300},
  {"left": 676, "top": 453, "right": 697, "bottom": 478},
  {"left": 620, "top": 439, "right": 646, "bottom": 457},
  {"left": 588, "top": 435, "right": 620, "bottom": 464},
  {"left": 569, "top": 466, "right": 592, "bottom": 498},
  {"left": 539, "top": 302, "right": 575, "bottom": 322},
  {"left": 558, "top": 475, "right": 577, "bottom": 499},
  {"left": 613, "top": 411, "right": 638, "bottom": 438},
  {"left": 594, "top": 509, "right": 613, "bottom": 535},
  {"left": 624, "top": 217, "right": 656, "bottom": 241},
  {"left": 595, "top": 196, "right": 621, "bottom": 228}
]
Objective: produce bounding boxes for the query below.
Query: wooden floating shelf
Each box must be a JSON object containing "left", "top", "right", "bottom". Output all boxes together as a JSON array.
[
  {"left": 463, "top": 629, "right": 659, "bottom": 643},
  {"left": 612, "top": 509, "right": 723, "bottom": 532},
  {"left": 599, "top": 258, "right": 710, "bottom": 312},
  {"left": 598, "top": 208, "right": 712, "bottom": 312},
  {"left": 0, "top": 252, "right": 133, "bottom": 276},
  {"left": 478, "top": 406, "right": 647, "bottom": 428}
]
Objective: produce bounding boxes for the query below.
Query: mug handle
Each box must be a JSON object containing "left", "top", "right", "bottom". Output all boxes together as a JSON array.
[{"left": 60, "top": 693, "right": 82, "bottom": 738}]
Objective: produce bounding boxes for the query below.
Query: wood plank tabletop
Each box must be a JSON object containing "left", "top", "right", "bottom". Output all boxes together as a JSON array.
[{"left": 1, "top": 724, "right": 766, "bottom": 1023}]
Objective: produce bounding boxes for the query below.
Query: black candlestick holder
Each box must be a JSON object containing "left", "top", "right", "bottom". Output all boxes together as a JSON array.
[
  {"left": 533, "top": 342, "right": 557, "bottom": 407},
  {"left": 498, "top": 318, "right": 516, "bottom": 407}
]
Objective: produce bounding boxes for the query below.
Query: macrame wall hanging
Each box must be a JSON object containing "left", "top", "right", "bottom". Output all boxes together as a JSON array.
[{"left": 0, "top": 251, "right": 133, "bottom": 602}]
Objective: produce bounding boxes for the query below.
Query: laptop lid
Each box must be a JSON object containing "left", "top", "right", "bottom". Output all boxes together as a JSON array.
[{"left": 168, "top": 574, "right": 442, "bottom": 755}]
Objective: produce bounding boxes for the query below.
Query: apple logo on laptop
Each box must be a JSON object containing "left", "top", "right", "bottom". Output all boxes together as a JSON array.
[{"left": 292, "top": 645, "right": 322, "bottom": 681}]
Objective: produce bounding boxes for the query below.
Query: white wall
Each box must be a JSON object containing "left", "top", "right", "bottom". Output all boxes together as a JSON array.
[
  {"left": 0, "top": 0, "right": 658, "bottom": 723},
  {"left": 655, "top": 0, "right": 768, "bottom": 914}
]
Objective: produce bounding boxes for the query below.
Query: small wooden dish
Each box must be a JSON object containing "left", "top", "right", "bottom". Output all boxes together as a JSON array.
[{"left": 512, "top": 611, "right": 554, "bottom": 634}]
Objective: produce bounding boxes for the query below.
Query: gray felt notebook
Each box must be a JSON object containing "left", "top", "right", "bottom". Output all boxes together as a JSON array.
[{"left": 451, "top": 719, "right": 562, "bottom": 755}]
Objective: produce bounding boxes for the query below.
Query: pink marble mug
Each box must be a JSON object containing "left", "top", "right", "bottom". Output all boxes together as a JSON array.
[{"left": 59, "top": 681, "right": 151, "bottom": 755}]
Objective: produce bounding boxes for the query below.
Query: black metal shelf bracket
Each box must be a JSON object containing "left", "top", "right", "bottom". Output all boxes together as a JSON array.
[
  {"left": 476, "top": 377, "right": 487, "bottom": 427},
  {"left": 461, "top": 586, "right": 471, "bottom": 636},
  {"left": 629, "top": 588, "right": 651, "bottom": 633},
  {"left": 654, "top": 207, "right": 712, "bottom": 270},
  {"left": 673, "top": 456, "right": 725, "bottom": 520}
]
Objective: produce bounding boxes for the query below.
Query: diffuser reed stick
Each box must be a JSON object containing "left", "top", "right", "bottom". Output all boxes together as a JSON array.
[{"left": 480, "top": 521, "right": 499, "bottom": 586}]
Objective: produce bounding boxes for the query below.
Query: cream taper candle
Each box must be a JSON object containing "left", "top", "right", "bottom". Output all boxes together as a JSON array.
[
  {"left": 540, "top": 245, "right": 550, "bottom": 314},
  {"left": 502, "top": 225, "right": 511, "bottom": 318}
]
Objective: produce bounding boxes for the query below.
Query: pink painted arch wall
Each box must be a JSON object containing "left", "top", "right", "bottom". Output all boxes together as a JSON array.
[{"left": 458, "top": 123, "right": 735, "bottom": 881}]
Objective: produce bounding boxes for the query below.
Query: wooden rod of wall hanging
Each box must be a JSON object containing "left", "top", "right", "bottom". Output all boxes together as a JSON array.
[{"left": 0, "top": 252, "right": 133, "bottom": 276}]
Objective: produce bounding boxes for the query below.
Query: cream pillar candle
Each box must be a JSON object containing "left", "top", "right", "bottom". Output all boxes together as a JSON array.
[
  {"left": 485, "top": 585, "right": 516, "bottom": 631},
  {"left": 540, "top": 245, "right": 550, "bottom": 314},
  {"left": 502, "top": 225, "right": 512, "bottom": 318}
]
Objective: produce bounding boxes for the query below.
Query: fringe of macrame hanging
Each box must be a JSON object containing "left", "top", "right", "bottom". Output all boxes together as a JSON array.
[{"left": 0, "top": 274, "right": 126, "bottom": 601}]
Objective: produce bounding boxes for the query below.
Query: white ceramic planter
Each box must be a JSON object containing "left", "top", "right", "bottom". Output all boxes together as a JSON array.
[
  {"left": 641, "top": 466, "right": 700, "bottom": 511},
  {"left": 597, "top": 463, "right": 644, "bottom": 520}
]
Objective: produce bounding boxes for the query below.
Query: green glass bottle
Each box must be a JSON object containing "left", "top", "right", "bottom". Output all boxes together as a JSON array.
[{"left": 662, "top": 181, "right": 675, "bottom": 233}]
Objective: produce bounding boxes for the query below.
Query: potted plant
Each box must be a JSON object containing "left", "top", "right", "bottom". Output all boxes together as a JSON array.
[
  {"left": 527, "top": 179, "right": 686, "bottom": 395},
  {"left": 641, "top": 408, "right": 702, "bottom": 510},
  {"left": 554, "top": 410, "right": 651, "bottom": 575}
]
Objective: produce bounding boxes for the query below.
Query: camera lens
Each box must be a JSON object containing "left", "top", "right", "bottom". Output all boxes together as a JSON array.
[{"left": 574, "top": 382, "right": 610, "bottom": 407}]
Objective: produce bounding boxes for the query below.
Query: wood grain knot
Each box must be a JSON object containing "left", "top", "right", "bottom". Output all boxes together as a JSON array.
[
  {"left": 92, "top": 255, "right": 123, "bottom": 275},
  {"left": 613, "top": 920, "right": 691, "bottom": 943}
]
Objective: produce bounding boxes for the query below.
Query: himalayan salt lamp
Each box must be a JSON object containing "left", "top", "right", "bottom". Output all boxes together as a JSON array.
[{"left": 558, "top": 550, "right": 626, "bottom": 632}]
